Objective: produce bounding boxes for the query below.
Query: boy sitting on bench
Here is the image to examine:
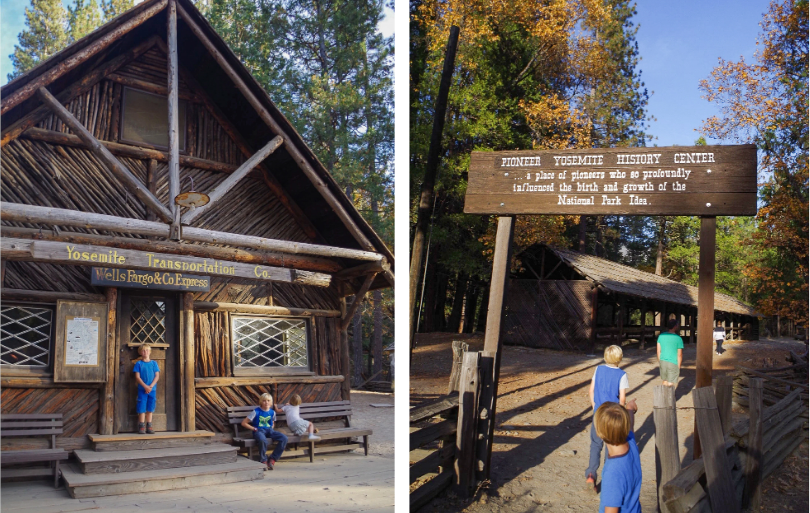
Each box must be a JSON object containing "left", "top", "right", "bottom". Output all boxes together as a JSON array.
[
  {"left": 276, "top": 394, "right": 320, "bottom": 441},
  {"left": 240, "top": 393, "right": 286, "bottom": 470}
]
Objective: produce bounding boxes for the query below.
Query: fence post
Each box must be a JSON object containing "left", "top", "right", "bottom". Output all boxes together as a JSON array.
[
  {"left": 715, "top": 375, "right": 733, "bottom": 438},
  {"left": 448, "top": 340, "right": 469, "bottom": 394},
  {"left": 693, "top": 386, "right": 740, "bottom": 513},
  {"left": 454, "top": 351, "right": 480, "bottom": 496},
  {"left": 743, "top": 377, "right": 763, "bottom": 511},
  {"left": 654, "top": 385, "right": 680, "bottom": 513},
  {"left": 475, "top": 351, "right": 495, "bottom": 483}
]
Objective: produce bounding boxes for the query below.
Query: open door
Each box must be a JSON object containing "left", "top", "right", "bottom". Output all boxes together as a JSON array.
[{"left": 115, "top": 292, "right": 179, "bottom": 432}]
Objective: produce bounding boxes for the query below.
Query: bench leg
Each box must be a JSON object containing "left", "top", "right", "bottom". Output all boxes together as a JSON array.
[
  {"left": 54, "top": 460, "right": 60, "bottom": 489},
  {"left": 309, "top": 441, "right": 314, "bottom": 463},
  {"left": 364, "top": 435, "right": 369, "bottom": 456}
]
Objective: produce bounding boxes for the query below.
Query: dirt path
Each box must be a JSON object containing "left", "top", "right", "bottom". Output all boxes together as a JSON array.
[{"left": 411, "top": 333, "right": 808, "bottom": 512}]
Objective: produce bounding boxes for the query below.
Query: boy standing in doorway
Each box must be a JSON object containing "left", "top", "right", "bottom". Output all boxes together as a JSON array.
[
  {"left": 657, "top": 319, "right": 683, "bottom": 387},
  {"left": 133, "top": 343, "right": 160, "bottom": 434}
]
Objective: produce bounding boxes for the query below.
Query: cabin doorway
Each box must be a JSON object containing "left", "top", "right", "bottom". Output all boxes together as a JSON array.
[{"left": 115, "top": 291, "right": 179, "bottom": 433}]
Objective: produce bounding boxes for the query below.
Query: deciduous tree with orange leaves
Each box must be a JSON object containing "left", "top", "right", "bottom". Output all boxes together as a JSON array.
[{"left": 700, "top": 0, "right": 808, "bottom": 325}]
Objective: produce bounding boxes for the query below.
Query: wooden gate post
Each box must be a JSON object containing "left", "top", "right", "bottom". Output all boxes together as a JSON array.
[
  {"left": 448, "top": 340, "right": 469, "bottom": 394},
  {"left": 693, "top": 386, "right": 739, "bottom": 513},
  {"left": 480, "top": 216, "right": 515, "bottom": 478},
  {"left": 694, "top": 215, "right": 716, "bottom": 459},
  {"left": 475, "top": 351, "right": 495, "bottom": 484},
  {"left": 454, "top": 351, "right": 480, "bottom": 496},
  {"left": 744, "top": 378, "right": 763, "bottom": 510},
  {"left": 654, "top": 385, "right": 679, "bottom": 513},
  {"left": 715, "top": 375, "right": 733, "bottom": 437}
]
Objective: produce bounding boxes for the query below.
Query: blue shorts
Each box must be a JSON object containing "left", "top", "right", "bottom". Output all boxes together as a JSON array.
[{"left": 136, "top": 388, "right": 157, "bottom": 414}]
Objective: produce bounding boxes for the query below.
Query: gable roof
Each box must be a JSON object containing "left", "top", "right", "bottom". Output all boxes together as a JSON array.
[
  {"left": 1, "top": 0, "right": 393, "bottom": 289},
  {"left": 536, "top": 245, "right": 758, "bottom": 317}
]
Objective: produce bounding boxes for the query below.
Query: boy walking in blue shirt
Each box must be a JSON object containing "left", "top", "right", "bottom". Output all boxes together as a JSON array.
[
  {"left": 133, "top": 344, "right": 160, "bottom": 434},
  {"left": 596, "top": 399, "right": 641, "bottom": 513},
  {"left": 241, "top": 393, "right": 287, "bottom": 470},
  {"left": 586, "top": 345, "right": 629, "bottom": 492}
]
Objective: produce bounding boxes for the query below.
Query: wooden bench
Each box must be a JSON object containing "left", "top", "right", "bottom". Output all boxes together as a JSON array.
[
  {"left": 1, "top": 413, "right": 69, "bottom": 488},
  {"left": 227, "top": 400, "right": 371, "bottom": 463}
]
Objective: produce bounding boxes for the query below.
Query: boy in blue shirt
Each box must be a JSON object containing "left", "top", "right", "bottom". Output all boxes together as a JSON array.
[
  {"left": 586, "top": 345, "right": 629, "bottom": 492},
  {"left": 133, "top": 344, "right": 160, "bottom": 434},
  {"left": 240, "top": 393, "right": 287, "bottom": 470},
  {"left": 596, "top": 399, "right": 641, "bottom": 513}
]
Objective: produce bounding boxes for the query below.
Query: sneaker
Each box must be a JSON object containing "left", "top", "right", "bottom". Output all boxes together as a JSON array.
[
  {"left": 260, "top": 460, "right": 268, "bottom": 471},
  {"left": 308, "top": 434, "right": 321, "bottom": 441},
  {"left": 146, "top": 422, "right": 155, "bottom": 434},
  {"left": 138, "top": 422, "right": 146, "bottom": 434},
  {"left": 584, "top": 475, "right": 597, "bottom": 494},
  {"left": 267, "top": 459, "right": 275, "bottom": 470}
]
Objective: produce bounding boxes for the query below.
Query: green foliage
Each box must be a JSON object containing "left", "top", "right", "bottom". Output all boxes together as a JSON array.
[{"left": 68, "top": 0, "right": 101, "bottom": 42}]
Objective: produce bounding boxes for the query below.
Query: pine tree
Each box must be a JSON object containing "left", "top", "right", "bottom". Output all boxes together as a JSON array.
[
  {"left": 8, "top": 0, "right": 70, "bottom": 79},
  {"left": 68, "top": 0, "right": 102, "bottom": 42},
  {"left": 100, "top": 0, "right": 133, "bottom": 22}
]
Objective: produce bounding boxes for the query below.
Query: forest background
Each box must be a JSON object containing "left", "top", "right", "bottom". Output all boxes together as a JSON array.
[
  {"left": 5, "top": 0, "right": 395, "bottom": 386},
  {"left": 410, "top": 0, "right": 808, "bottom": 337}
]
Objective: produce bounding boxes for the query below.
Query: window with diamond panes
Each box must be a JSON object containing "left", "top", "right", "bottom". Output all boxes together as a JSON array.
[
  {"left": 130, "top": 299, "right": 166, "bottom": 345},
  {"left": 1, "top": 305, "right": 54, "bottom": 368},
  {"left": 232, "top": 317, "right": 309, "bottom": 371}
]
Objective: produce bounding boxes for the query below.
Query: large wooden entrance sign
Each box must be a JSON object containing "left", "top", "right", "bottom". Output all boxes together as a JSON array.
[
  {"left": 465, "top": 144, "right": 757, "bottom": 481},
  {"left": 465, "top": 145, "right": 757, "bottom": 216}
]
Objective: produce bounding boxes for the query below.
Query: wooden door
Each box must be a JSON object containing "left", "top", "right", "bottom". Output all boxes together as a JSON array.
[{"left": 115, "top": 292, "right": 178, "bottom": 432}]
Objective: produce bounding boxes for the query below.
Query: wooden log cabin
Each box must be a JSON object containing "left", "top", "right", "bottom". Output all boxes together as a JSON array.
[
  {"left": 0, "top": 0, "right": 393, "bottom": 455},
  {"left": 504, "top": 244, "right": 759, "bottom": 352}
]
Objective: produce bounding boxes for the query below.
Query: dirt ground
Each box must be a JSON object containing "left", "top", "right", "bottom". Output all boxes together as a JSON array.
[
  {"left": 1, "top": 390, "right": 394, "bottom": 513},
  {"left": 411, "top": 333, "right": 808, "bottom": 513}
]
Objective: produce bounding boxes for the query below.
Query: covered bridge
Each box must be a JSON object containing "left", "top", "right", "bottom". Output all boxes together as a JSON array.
[{"left": 504, "top": 244, "right": 758, "bottom": 352}]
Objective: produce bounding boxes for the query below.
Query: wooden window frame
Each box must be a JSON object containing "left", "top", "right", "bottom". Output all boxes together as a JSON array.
[
  {"left": 0, "top": 302, "right": 56, "bottom": 377},
  {"left": 230, "top": 315, "right": 315, "bottom": 377},
  {"left": 119, "top": 86, "right": 188, "bottom": 153}
]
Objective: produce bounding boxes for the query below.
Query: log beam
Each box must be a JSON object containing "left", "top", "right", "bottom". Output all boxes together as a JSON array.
[
  {"left": 106, "top": 73, "right": 201, "bottom": 102},
  {"left": 2, "top": 226, "right": 342, "bottom": 273},
  {"left": 1, "top": 0, "right": 168, "bottom": 116},
  {"left": 2, "top": 35, "right": 162, "bottom": 148},
  {"left": 181, "top": 136, "right": 283, "bottom": 225},
  {"left": 1, "top": 202, "right": 383, "bottom": 262},
  {"left": 193, "top": 301, "right": 340, "bottom": 317},
  {"left": 21, "top": 127, "right": 239, "bottom": 174},
  {"left": 35, "top": 87, "right": 173, "bottom": 222},
  {"left": 175, "top": 4, "right": 376, "bottom": 252},
  {"left": 1, "top": 288, "right": 106, "bottom": 303},
  {"left": 340, "top": 273, "right": 377, "bottom": 331}
]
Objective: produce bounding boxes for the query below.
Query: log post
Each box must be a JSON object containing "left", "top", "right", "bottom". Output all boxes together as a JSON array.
[
  {"left": 167, "top": 0, "right": 181, "bottom": 240},
  {"left": 744, "top": 377, "right": 763, "bottom": 510},
  {"left": 590, "top": 286, "right": 598, "bottom": 353},
  {"left": 454, "top": 351, "right": 479, "bottom": 496},
  {"left": 654, "top": 385, "right": 679, "bottom": 513},
  {"left": 340, "top": 297, "right": 351, "bottom": 400},
  {"left": 447, "top": 340, "right": 469, "bottom": 394},
  {"left": 694, "top": 216, "right": 716, "bottom": 459},
  {"left": 100, "top": 288, "right": 117, "bottom": 435},
  {"left": 481, "top": 216, "right": 515, "bottom": 476},
  {"left": 181, "top": 292, "right": 195, "bottom": 431},
  {"left": 640, "top": 301, "right": 647, "bottom": 350},
  {"left": 693, "top": 386, "right": 739, "bottom": 513}
]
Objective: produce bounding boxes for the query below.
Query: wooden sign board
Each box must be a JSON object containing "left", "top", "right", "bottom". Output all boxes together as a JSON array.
[
  {"left": 464, "top": 144, "right": 757, "bottom": 216},
  {"left": 54, "top": 300, "right": 108, "bottom": 383},
  {"left": 0, "top": 238, "right": 331, "bottom": 287},
  {"left": 91, "top": 267, "right": 211, "bottom": 292}
]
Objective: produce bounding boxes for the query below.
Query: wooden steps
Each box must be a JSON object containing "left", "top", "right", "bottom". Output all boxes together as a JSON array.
[
  {"left": 61, "top": 458, "right": 266, "bottom": 498},
  {"left": 88, "top": 430, "right": 216, "bottom": 451},
  {"left": 61, "top": 431, "right": 264, "bottom": 498},
  {"left": 74, "top": 444, "right": 237, "bottom": 474}
]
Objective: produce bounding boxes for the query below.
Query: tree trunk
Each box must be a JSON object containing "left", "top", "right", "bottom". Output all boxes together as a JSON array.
[
  {"left": 476, "top": 284, "right": 490, "bottom": 332},
  {"left": 373, "top": 289, "right": 383, "bottom": 375},
  {"left": 463, "top": 283, "right": 480, "bottom": 333},
  {"left": 447, "top": 272, "right": 468, "bottom": 333},
  {"left": 352, "top": 303, "right": 363, "bottom": 386},
  {"left": 420, "top": 261, "right": 437, "bottom": 333},
  {"left": 655, "top": 217, "right": 666, "bottom": 276},
  {"left": 594, "top": 217, "right": 603, "bottom": 258},
  {"left": 434, "top": 272, "right": 449, "bottom": 331},
  {"left": 578, "top": 216, "right": 588, "bottom": 253}
]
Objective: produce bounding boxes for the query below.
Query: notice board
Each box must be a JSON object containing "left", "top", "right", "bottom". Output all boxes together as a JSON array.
[{"left": 54, "top": 300, "right": 108, "bottom": 383}]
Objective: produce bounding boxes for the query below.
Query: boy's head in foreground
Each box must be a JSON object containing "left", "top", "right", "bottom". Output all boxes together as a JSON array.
[
  {"left": 290, "top": 394, "right": 302, "bottom": 406},
  {"left": 259, "top": 393, "right": 273, "bottom": 410},
  {"left": 604, "top": 345, "right": 623, "bottom": 366},
  {"left": 595, "top": 402, "right": 630, "bottom": 445}
]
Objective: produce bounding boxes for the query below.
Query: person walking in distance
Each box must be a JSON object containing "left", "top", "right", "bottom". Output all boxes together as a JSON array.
[
  {"left": 713, "top": 321, "right": 726, "bottom": 355},
  {"left": 657, "top": 319, "right": 683, "bottom": 387}
]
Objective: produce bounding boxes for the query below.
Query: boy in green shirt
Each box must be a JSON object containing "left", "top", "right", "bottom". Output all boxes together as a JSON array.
[{"left": 657, "top": 319, "right": 683, "bottom": 387}]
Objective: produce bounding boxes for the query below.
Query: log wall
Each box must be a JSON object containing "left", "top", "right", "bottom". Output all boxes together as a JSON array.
[{"left": 0, "top": 387, "right": 99, "bottom": 450}]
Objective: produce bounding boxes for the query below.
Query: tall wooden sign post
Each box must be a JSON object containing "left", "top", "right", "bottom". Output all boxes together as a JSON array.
[{"left": 464, "top": 145, "right": 757, "bottom": 478}]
